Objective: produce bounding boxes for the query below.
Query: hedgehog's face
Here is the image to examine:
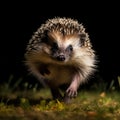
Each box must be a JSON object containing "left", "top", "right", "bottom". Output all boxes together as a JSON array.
[
  {"left": 42, "top": 31, "right": 82, "bottom": 62},
  {"left": 50, "top": 41, "right": 73, "bottom": 62}
]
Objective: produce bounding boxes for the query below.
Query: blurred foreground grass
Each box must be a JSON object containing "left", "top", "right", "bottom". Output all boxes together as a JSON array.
[{"left": 0, "top": 75, "right": 120, "bottom": 120}]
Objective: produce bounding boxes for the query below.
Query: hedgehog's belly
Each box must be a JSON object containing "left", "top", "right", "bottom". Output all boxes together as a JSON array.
[{"left": 39, "top": 63, "right": 74, "bottom": 87}]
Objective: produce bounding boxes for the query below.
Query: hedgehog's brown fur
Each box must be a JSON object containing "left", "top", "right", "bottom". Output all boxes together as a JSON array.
[{"left": 25, "top": 17, "right": 96, "bottom": 103}]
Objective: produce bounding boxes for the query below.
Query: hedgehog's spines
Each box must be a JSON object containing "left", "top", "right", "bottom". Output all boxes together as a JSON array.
[{"left": 26, "top": 17, "right": 92, "bottom": 54}]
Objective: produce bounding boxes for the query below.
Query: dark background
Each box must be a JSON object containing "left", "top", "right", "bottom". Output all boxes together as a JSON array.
[{"left": 0, "top": 2, "right": 120, "bottom": 89}]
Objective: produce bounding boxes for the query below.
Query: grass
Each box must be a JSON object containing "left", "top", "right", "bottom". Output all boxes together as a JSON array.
[{"left": 0, "top": 75, "right": 120, "bottom": 120}]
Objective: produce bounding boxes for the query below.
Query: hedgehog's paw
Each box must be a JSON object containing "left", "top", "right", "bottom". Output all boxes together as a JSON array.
[{"left": 66, "top": 86, "right": 77, "bottom": 98}]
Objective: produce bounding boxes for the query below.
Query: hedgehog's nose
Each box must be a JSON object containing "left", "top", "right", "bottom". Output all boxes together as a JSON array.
[{"left": 57, "top": 55, "right": 65, "bottom": 61}]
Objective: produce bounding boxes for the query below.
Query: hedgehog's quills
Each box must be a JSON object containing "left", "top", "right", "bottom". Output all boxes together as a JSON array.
[{"left": 25, "top": 17, "right": 97, "bottom": 103}]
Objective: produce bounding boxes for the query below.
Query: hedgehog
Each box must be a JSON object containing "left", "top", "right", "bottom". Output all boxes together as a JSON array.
[{"left": 24, "top": 17, "right": 96, "bottom": 103}]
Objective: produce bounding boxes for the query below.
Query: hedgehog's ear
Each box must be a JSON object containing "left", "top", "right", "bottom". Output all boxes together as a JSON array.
[
  {"left": 80, "top": 33, "right": 87, "bottom": 46},
  {"left": 41, "top": 31, "right": 49, "bottom": 44}
]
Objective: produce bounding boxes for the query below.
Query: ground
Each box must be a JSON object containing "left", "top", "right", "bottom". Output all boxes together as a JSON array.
[{"left": 0, "top": 85, "right": 120, "bottom": 120}]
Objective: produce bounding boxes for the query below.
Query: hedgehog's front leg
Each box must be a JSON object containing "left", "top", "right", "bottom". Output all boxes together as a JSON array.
[
  {"left": 63, "top": 74, "right": 80, "bottom": 103},
  {"left": 50, "top": 87, "right": 63, "bottom": 100}
]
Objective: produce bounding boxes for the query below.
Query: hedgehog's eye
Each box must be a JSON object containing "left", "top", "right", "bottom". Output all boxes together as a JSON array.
[
  {"left": 51, "top": 42, "right": 58, "bottom": 52},
  {"left": 53, "top": 42, "right": 58, "bottom": 49},
  {"left": 67, "top": 45, "right": 73, "bottom": 51}
]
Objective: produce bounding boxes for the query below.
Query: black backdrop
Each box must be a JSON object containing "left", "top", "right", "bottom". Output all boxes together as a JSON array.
[{"left": 0, "top": 2, "right": 120, "bottom": 89}]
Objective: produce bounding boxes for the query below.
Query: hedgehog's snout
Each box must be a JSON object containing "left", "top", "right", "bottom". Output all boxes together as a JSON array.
[
  {"left": 51, "top": 46, "right": 67, "bottom": 61},
  {"left": 57, "top": 54, "right": 66, "bottom": 61}
]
